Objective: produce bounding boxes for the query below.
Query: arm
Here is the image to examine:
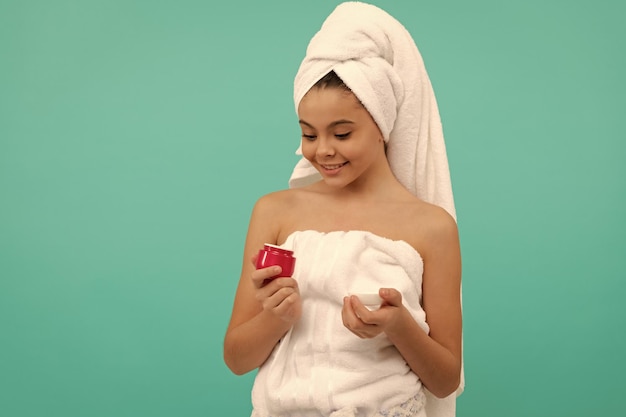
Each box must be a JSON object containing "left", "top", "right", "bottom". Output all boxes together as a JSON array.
[
  {"left": 342, "top": 208, "right": 462, "bottom": 398},
  {"left": 223, "top": 194, "right": 303, "bottom": 375}
]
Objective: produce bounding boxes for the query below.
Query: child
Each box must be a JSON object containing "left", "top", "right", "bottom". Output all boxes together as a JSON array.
[{"left": 224, "top": 3, "right": 463, "bottom": 416}]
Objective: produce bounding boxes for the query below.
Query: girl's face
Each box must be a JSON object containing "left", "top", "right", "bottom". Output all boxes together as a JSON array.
[{"left": 297, "top": 87, "right": 386, "bottom": 189}]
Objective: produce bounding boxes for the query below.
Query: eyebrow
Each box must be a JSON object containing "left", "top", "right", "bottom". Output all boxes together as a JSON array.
[{"left": 298, "top": 119, "right": 355, "bottom": 129}]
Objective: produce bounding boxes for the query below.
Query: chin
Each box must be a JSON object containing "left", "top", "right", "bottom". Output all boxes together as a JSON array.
[{"left": 321, "top": 176, "right": 355, "bottom": 189}]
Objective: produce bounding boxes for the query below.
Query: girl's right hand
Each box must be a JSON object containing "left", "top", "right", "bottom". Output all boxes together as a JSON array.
[{"left": 250, "top": 258, "right": 302, "bottom": 325}]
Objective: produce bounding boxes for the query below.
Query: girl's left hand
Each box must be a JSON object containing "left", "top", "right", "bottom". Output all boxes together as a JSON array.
[{"left": 341, "top": 288, "right": 406, "bottom": 339}]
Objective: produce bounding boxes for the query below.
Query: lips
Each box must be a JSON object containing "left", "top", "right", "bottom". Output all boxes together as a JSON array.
[{"left": 320, "top": 162, "right": 348, "bottom": 170}]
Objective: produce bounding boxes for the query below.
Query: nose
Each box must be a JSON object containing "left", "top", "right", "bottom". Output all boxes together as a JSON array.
[{"left": 315, "top": 135, "right": 335, "bottom": 158}]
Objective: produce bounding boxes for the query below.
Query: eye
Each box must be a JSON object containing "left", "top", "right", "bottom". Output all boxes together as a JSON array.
[
  {"left": 335, "top": 132, "right": 351, "bottom": 140},
  {"left": 301, "top": 133, "right": 317, "bottom": 141}
]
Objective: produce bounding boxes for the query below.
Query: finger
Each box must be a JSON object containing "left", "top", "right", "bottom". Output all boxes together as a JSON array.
[
  {"left": 379, "top": 288, "right": 402, "bottom": 307},
  {"left": 343, "top": 297, "right": 375, "bottom": 327},
  {"left": 257, "top": 278, "right": 298, "bottom": 304},
  {"left": 251, "top": 265, "right": 282, "bottom": 288},
  {"left": 265, "top": 286, "right": 297, "bottom": 311},
  {"left": 273, "top": 291, "right": 299, "bottom": 315},
  {"left": 341, "top": 296, "right": 360, "bottom": 326},
  {"left": 349, "top": 296, "right": 379, "bottom": 325},
  {"left": 342, "top": 298, "right": 381, "bottom": 338}
]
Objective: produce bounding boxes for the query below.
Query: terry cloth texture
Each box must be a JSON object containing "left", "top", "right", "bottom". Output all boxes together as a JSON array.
[{"left": 251, "top": 230, "right": 429, "bottom": 417}]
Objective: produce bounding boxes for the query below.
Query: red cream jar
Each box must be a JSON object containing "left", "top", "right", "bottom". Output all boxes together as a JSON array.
[{"left": 255, "top": 244, "right": 296, "bottom": 278}]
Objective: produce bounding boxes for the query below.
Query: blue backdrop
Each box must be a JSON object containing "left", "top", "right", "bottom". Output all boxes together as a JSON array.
[{"left": 1, "top": 1, "right": 624, "bottom": 415}]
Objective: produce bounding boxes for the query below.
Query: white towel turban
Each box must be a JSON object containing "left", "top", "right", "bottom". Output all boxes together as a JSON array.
[{"left": 288, "top": 1, "right": 456, "bottom": 221}]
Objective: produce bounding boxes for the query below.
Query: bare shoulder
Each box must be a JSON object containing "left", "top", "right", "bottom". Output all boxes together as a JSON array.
[
  {"left": 252, "top": 188, "right": 312, "bottom": 216},
  {"left": 250, "top": 188, "right": 314, "bottom": 243},
  {"left": 253, "top": 189, "right": 290, "bottom": 213},
  {"left": 250, "top": 189, "right": 292, "bottom": 228},
  {"left": 421, "top": 202, "right": 457, "bottom": 238},
  {"left": 403, "top": 199, "right": 459, "bottom": 256}
]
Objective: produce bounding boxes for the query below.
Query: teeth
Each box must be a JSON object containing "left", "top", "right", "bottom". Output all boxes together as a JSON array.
[{"left": 322, "top": 163, "right": 345, "bottom": 169}]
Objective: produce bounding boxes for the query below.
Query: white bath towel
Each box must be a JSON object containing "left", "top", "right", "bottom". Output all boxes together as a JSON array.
[
  {"left": 286, "top": 2, "right": 463, "bottom": 416},
  {"left": 252, "top": 230, "right": 430, "bottom": 417}
]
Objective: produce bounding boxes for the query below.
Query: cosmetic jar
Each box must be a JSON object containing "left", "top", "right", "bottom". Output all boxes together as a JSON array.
[{"left": 255, "top": 243, "right": 295, "bottom": 278}]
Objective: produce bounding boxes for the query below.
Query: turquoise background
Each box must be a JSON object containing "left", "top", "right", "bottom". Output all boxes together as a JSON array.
[{"left": 1, "top": 0, "right": 624, "bottom": 416}]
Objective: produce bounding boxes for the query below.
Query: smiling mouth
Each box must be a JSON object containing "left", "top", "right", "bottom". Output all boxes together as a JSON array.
[{"left": 320, "top": 162, "right": 348, "bottom": 170}]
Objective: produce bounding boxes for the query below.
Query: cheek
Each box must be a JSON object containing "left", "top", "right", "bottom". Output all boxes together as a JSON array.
[
  {"left": 300, "top": 140, "right": 315, "bottom": 161},
  {"left": 347, "top": 143, "right": 378, "bottom": 166}
]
